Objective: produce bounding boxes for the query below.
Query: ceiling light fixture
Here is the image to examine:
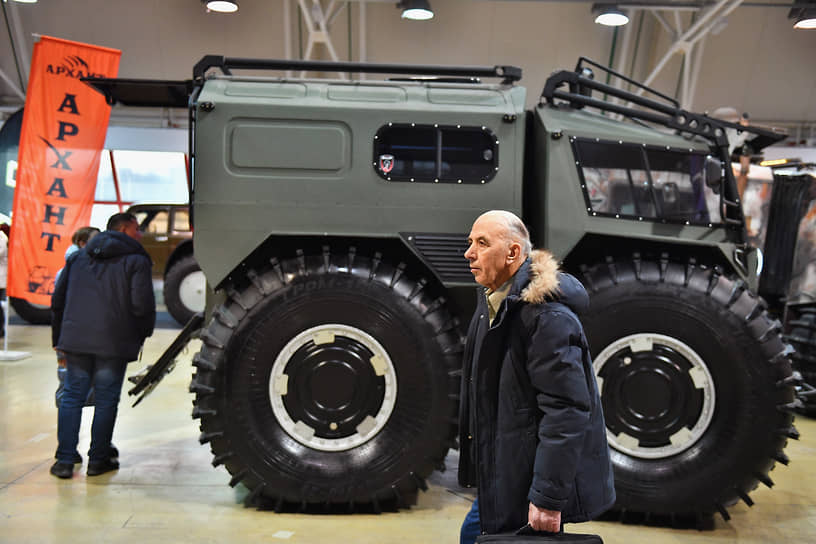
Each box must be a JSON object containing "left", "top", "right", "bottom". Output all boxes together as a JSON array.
[
  {"left": 398, "top": 0, "right": 434, "bottom": 21},
  {"left": 789, "top": 0, "right": 816, "bottom": 29},
  {"left": 203, "top": 0, "right": 239, "bottom": 14},
  {"left": 592, "top": 4, "right": 630, "bottom": 26}
]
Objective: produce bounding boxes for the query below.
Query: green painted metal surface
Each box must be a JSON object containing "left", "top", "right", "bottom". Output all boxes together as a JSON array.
[{"left": 193, "top": 78, "right": 527, "bottom": 287}]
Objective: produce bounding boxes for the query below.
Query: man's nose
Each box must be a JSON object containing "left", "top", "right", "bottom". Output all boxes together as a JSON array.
[{"left": 464, "top": 244, "right": 474, "bottom": 260}]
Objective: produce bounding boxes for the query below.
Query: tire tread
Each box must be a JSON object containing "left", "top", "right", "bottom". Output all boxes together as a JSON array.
[
  {"left": 580, "top": 255, "right": 795, "bottom": 520},
  {"left": 190, "top": 247, "right": 463, "bottom": 511}
]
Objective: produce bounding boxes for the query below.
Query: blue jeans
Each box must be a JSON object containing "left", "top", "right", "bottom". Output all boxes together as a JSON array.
[
  {"left": 460, "top": 498, "right": 481, "bottom": 544},
  {"left": 56, "top": 352, "right": 127, "bottom": 463}
]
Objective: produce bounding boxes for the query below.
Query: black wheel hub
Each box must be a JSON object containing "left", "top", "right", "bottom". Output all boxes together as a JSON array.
[
  {"left": 281, "top": 336, "right": 386, "bottom": 440},
  {"left": 599, "top": 343, "right": 705, "bottom": 449}
]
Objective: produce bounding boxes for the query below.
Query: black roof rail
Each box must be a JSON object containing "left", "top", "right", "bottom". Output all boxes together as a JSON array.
[
  {"left": 541, "top": 57, "right": 786, "bottom": 151},
  {"left": 574, "top": 56, "right": 679, "bottom": 108},
  {"left": 80, "top": 57, "right": 521, "bottom": 109},
  {"left": 192, "top": 55, "right": 522, "bottom": 84}
]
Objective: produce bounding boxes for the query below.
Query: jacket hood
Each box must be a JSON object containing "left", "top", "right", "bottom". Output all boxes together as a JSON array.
[
  {"left": 515, "top": 249, "right": 589, "bottom": 315},
  {"left": 84, "top": 230, "right": 150, "bottom": 261}
]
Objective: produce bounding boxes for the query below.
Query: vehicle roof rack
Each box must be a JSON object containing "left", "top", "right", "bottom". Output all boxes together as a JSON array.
[
  {"left": 192, "top": 55, "right": 522, "bottom": 84},
  {"left": 84, "top": 56, "right": 522, "bottom": 108},
  {"left": 541, "top": 57, "right": 786, "bottom": 151}
]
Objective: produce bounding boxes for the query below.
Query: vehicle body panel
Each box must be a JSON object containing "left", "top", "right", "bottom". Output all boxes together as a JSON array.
[{"left": 192, "top": 78, "right": 527, "bottom": 288}]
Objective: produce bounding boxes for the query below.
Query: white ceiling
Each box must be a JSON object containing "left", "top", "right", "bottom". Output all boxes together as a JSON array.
[{"left": 1, "top": 0, "right": 814, "bottom": 131}]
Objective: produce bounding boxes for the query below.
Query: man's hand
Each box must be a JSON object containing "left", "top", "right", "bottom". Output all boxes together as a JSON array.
[{"left": 528, "top": 502, "right": 561, "bottom": 533}]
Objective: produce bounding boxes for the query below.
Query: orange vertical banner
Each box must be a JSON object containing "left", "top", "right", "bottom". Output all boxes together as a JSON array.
[{"left": 8, "top": 36, "right": 120, "bottom": 306}]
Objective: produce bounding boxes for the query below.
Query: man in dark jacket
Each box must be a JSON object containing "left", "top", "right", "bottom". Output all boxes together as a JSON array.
[
  {"left": 50, "top": 212, "right": 155, "bottom": 479},
  {"left": 458, "top": 210, "right": 615, "bottom": 542}
]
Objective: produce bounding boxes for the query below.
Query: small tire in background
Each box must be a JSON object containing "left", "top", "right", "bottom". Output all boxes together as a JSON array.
[
  {"left": 163, "top": 255, "right": 206, "bottom": 326},
  {"left": 9, "top": 297, "right": 51, "bottom": 325}
]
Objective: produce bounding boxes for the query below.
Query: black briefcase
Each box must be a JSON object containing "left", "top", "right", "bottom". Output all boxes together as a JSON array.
[{"left": 476, "top": 526, "right": 603, "bottom": 544}]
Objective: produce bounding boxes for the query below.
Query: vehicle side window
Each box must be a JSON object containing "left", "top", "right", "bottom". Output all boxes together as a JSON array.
[
  {"left": 573, "top": 138, "right": 718, "bottom": 225},
  {"left": 373, "top": 124, "right": 498, "bottom": 184},
  {"left": 173, "top": 209, "right": 191, "bottom": 232},
  {"left": 146, "top": 210, "right": 169, "bottom": 234}
]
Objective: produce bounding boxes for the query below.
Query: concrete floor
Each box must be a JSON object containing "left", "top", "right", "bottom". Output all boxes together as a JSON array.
[{"left": 1, "top": 308, "right": 815, "bottom": 543}]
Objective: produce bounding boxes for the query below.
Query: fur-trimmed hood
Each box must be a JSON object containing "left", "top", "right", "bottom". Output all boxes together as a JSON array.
[{"left": 514, "top": 249, "right": 589, "bottom": 315}]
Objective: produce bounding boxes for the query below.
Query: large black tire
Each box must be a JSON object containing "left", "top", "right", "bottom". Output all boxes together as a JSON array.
[
  {"left": 785, "top": 306, "right": 816, "bottom": 417},
  {"left": 164, "top": 255, "right": 206, "bottom": 326},
  {"left": 9, "top": 297, "right": 51, "bottom": 325},
  {"left": 578, "top": 256, "right": 797, "bottom": 521},
  {"left": 190, "top": 249, "right": 462, "bottom": 510}
]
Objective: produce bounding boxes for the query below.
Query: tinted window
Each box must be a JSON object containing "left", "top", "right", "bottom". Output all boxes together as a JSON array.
[
  {"left": 574, "top": 139, "right": 720, "bottom": 224},
  {"left": 374, "top": 124, "right": 497, "bottom": 183}
]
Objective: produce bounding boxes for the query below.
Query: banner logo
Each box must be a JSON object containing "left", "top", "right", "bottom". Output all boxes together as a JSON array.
[{"left": 46, "top": 54, "right": 105, "bottom": 79}]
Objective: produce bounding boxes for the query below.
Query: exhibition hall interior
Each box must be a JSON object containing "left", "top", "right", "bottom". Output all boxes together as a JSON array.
[{"left": 1, "top": 1, "right": 815, "bottom": 542}]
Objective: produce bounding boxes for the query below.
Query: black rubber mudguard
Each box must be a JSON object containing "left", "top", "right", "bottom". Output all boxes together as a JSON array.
[{"left": 128, "top": 312, "right": 204, "bottom": 406}]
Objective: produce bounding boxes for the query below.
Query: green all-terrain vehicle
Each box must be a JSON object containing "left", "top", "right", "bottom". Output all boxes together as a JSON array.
[{"left": 86, "top": 56, "right": 798, "bottom": 523}]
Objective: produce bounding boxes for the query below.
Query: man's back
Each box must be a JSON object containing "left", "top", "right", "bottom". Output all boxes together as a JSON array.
[{"left": 52, "top": 229, "right": 155, "bottom": 362}]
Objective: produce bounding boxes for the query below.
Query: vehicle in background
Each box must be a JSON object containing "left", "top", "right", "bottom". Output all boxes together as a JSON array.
[{"left": 126, "top": 203, "right": 204, "bottom": 326}]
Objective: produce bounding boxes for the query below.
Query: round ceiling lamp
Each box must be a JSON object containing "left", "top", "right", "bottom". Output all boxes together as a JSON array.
[
  {"left": 788, "top": 0, "right": 816, "bottom": 28},
  {"left": 793, "top": 10, "right": 816, "bottom": 28},
  {"left": 203, "top": 1, "right": 239, "bottom": 13},
  {"left": 399, "top": 0, "right": 434, "bottom": 21},
  {"left": 593, "top": 5, "right": 630, "bottom": 27}
]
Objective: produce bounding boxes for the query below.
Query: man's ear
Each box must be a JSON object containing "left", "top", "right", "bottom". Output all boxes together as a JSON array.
[{"left": 507, "top": 242, "right": 522, "bottom": 263}]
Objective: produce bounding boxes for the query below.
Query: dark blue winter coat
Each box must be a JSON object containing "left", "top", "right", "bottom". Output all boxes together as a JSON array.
[
  {"left": 51, "top": 230, "right": 155, "bottom": 361},
  {"left": 458, "top": 249, "right": 615, "bottom": 534}
]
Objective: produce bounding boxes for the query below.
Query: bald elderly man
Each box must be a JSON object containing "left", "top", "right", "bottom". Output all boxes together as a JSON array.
[{"left": 458, "top": 210, "right": 615, "bottom": 542}]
